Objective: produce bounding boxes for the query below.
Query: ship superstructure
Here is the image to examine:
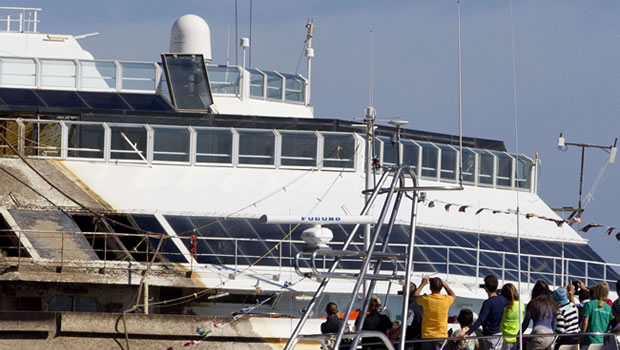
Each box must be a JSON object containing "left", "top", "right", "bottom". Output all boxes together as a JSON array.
[{"left": 0, "top": 7, "right": 617, "bottom": 349}]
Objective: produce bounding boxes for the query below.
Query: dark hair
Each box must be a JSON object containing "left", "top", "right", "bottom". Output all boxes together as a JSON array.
[
  {"left": 326, "top": 302, "right": 339, "bottom": 316},
  {"left": 531, "top": 280, "right": 551, "bottom": 300},
  {"left": 408, "top": 282, "right": 418, "bottom": 297},
  {"left": 578, "top": 288, "right": 591, "bottom": 302},
  {"left": 429, "top": 278, "right": 442, "bottom": 293},
  {"left": 616, "top": 280, "right": 620, "bottom": 292},
  {"left": 457, "top": 309, "right": 474, "bottom": 328},
  {"left": 484, "top": 275, "right": 499, "bottom": 293},
  {"left": 527, "top": 280, "right": 557, "bottom": 320},
  {"left": 501, "top": 283, "right": 519, "bottom": 310}
]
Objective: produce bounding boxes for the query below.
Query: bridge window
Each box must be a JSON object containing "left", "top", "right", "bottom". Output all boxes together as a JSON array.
[
  {"left": 439, "top": 145, "right": 457, "bottom": 181},
  {"left": 161, "top": 54, "right": 212, "bottom": 110},
  {"left": 380, "top": 136, "right": 398, "bottom": 166},
  {"left": 461, "top": 148, "right": 476, "bottom": 183},
  {"left": 478, "top": 150, "right": 495, "bottom": 186},
  {"left": 195, "top": 128, "right": 233, "bottom": 164},
  {"left": 494, "top": 152, "right": 514, "bottom": 187},
  {"left": 207, "top": 65, "right": 240, "bottom": 95},
  {"left": 265, "top": 71, "right": 283, "bottom": 100},
  {"left": 282, "top": 73, "right": 305, "bottom": 102},
  {"left": 402, "top": 140, "right": 420, "bottom": 175},
  {"left": 419, "top": 142, "right": 439, "bottom": 179},
  {"left": 247, "top": 69, "right": 265, "bottom": 98},
  {"left": 238, "top": 129, "right": 275, "bottom": 165},
  {"left": 516, "top": 156, "right": 532, "bottom": 190},
  {"left": 152, "top": 126, "right": 190, "bottom": 162},
  {"left": 280, "top": 131, "right": 317, "bottom": 167}
]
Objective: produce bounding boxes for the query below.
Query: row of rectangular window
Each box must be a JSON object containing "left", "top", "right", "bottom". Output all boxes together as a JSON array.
[{"left": 0, "top": 118, "right": 533, "bottom": 191}]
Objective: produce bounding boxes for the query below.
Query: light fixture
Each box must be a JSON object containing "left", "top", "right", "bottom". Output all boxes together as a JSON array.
[
  {"left": 558, "top": 132, "right": 566, "bottom": 150},
  {"left": 609, "top": 138, "right": 617, "bottom": 164}
]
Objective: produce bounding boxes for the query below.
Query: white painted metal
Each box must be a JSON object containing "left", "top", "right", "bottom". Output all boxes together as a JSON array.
[
  {"left": 261, "top": 215, "right": 375, "bottom": 225},
  {"left": 169, "top": 14, "right": 212, "bottom": 61}
]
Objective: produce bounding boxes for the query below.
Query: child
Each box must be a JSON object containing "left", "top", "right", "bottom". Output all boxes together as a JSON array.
[{"left": 454, "top": 309, "right": 477, "bottom": 350}]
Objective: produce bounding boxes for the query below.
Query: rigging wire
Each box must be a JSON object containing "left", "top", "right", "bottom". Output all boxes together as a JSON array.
[
  {"left": 583, "top": 160, "right": 609, "bottom": 209},
  {"left": 508, "top": 1, "right": 524, "bottom": 350}
]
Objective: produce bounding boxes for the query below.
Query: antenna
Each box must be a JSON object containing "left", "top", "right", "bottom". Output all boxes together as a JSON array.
[
  {"left": 249, "top": 0, "right": 253, "bottom": 67},
  {"left": 235, "top": 0, "right": 239, "bottom": 65},
  {"left": 226, "top": 25, "right": 230, "bottom": 66},
  {"left": 369, "top": 29, "right": 375, "bottom": 108},
  {"left": 457, "top": 0, "right": 464, "bottom": 188},
  {"left": 305, "top": 20, "right": 315, "bottom": 106}
]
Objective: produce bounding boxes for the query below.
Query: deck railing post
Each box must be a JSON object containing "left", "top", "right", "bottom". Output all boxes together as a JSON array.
[
  {"left": 446, "top": 247, "right": 450, "bottom": 279},
  {"left": 603, "top": 263, "right": 607, "bottom": 283},
  {"left": 103, "top": 231, "right": 107, "bottom": 272},
  {"left": 585, "top": 262, "right": 588, "bottom": 286},
  {"left": 234, "top": 239, "right": 238, "bottom": 271},
  {"left": 60, "top": 229, "right": 64, "bottom": 272},
  {"left": 527, "top": 256, "right": 531, "bottom": 286},
  {"left": 502, "top": 252, "right": 505, "bottom": 284}
]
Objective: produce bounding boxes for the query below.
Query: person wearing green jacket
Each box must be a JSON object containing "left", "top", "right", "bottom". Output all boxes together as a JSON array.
[{"left": 500, "top": 283, "right": 525, "bottom": 350}]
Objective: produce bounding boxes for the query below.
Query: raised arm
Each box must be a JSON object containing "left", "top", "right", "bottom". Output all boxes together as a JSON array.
[
  {"left": 441, "top": 279, "right": 456, "bottom": 297},
  {"left": 414, "top": 275, "right": 429, "bottom": 296}
]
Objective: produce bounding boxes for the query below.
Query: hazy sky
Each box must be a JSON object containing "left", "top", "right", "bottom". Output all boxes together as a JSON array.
[{"left": 9, "top": 1, "right": 620, "bottom": 266}]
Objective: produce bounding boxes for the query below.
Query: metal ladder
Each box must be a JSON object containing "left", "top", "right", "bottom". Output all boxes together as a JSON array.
[{"left": 285, "top": 164, "right": 425, "bottom": 350}]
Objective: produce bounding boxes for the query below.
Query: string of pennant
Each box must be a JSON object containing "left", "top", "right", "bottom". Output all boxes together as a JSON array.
[{"left": 419, "top": 197, "right": 620, "bottom": 241}]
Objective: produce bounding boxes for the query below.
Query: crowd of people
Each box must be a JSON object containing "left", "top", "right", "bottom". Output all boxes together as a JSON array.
[{"left": 320, "top": 276, "right": 620, "bottom": 350}]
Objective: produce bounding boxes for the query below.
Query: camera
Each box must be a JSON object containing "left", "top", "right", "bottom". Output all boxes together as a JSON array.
[
  {"left": 572, "top": 281, "right": 580, "bottom": 290},
  {"left": 479, "top": 284, "right": 486, "bottom": 289}
]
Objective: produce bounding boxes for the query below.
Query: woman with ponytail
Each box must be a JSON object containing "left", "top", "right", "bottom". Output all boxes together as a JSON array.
[{"left": 581, "top": 282, "right": 613, "bottom": 347}]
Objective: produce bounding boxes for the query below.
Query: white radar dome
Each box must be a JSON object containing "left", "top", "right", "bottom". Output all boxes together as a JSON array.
[{"left": 169, "top": 14, "right": 212, "bottom": 61}]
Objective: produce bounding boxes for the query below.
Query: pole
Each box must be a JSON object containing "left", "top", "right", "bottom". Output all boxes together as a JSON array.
[
  {"left": 577, "top": 146, "right": 585, "bottom": 216},
  {"left": 364, "top": 107, "right": 376, "bottom": 300}
]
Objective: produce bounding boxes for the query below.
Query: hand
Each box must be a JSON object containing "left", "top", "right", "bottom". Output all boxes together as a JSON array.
[
  {"left": 421, "top": 275, "right": 430, "bottom": 285},
  {"left": 567, "top": 283, "right": 575, "bottom": 293}
]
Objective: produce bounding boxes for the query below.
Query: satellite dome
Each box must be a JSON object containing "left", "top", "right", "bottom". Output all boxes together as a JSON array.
[{"left": 169, "top": 14, "right": 212, "bottom": 61}]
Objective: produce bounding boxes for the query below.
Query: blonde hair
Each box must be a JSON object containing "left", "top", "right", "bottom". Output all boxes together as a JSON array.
[{"left": 593, "top": 282, "right": 609, "bottom": 307}]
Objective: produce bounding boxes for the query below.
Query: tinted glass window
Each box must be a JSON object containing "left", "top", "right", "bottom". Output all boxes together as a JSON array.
[
  {"left": 462, "top": 149, "right": 476, "bottom": 183},
  {"left": 110, "top": 126, "right": 147, "bottom": 161},
  {"left": 36, "top": 89, "right": 88, "bottom": 108},
  {"left": 78, "top": 91, "right": 131, "bottom": 110},
  {"left": 420, "top": 142, "right": 438, "bottom": 178},
  {"left": 402, "top": 140, "right": 419, "bottom": 175},
  {"left": 67, "top": 123, "right": 105, "bottom": 159},
  {"left": 238, "top": 130, "right": 275, "bottom": 165},
  {"left": 280, "top": 131, "right": 317, "bottom": 167},
  {"left": 163, "top": 54, "right": 212, "bottom": 110},
  {"left": 439, "top": 145, "right": 457, "bottom": 181},
  {"left": 322, "top": 133, "right": 355, "bottom": 168},
  {"left": 195, "top": 128, "right": 233, "bottom": 164},
  {"left": 478, "top": 151, "right": 494, "bottom": 185},
  {"left": 153, "top": 127, "right": 190, "bottom": 162},
  {"left": 120, "top": 93, "right": 174, "bottom": 112},
  {"left": 0, "top": 88, "right": 45, "bottom": 106}
]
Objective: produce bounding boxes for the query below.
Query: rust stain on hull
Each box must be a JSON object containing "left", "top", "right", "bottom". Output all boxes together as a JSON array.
[{"left": 49, "top": 160, "right": 114, "bottom": 210}]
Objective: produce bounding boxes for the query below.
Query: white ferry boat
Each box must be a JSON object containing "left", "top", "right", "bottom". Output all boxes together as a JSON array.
[{"left": 0, "top": 7, "right": 617, "bottom": 350}]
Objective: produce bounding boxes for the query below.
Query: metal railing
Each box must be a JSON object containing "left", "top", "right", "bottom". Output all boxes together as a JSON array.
[
  {"left": 1, "top": 227, "right": 619, "bottom": 286},
  {"left": 0, "top": 57, "right": 160, "bottom": 93},
  {"left": 0, "top": 7, "right": 40, "bottom": 33}
]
